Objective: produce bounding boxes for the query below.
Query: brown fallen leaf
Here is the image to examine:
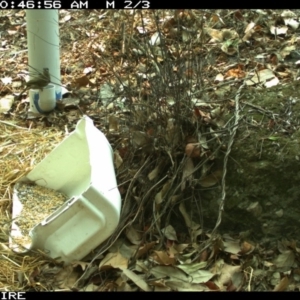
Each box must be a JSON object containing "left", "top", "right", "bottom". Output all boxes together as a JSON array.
[
  {"left": 109, "top": 115, "right": 119, "bottom": 131},
  {"left": 152, "top": 250, "right": 176, "bottom": 265},
  {"left": 99, "top": 251, "right": 128, "bottom": 270},
  {"left": 273, "top": 276, "right": 289, "bottom": 291},
  {"left": 185, "top": 143, "right": 201, "bottom": 158},
  {"left": 71, "top": 75, "right": 92, "bottom": 88},
  {"left": 181, "top": 157, "right": 194, "bottom": 191},
  {"left": 240, "top": 241, "right": 255, "bottom": 255},
  {"left": 136, "top": 241, "right": 157, "bottom": 258},
  {"left": 122, "top": 269, "right": 152, "bottom": 291}
]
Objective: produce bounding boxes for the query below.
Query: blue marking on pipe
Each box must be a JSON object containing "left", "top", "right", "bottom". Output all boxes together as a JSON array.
[
  {"left": 56, "top": 91, "right": 62, "bottom": 100},
  {"left": 33, "top": 93, "right": 46, "bottom": 114}
]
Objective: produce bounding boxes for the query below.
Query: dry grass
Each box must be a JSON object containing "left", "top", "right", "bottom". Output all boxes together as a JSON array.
[{"left": 0, "top": 120, "right": 65, "bottom": 290}]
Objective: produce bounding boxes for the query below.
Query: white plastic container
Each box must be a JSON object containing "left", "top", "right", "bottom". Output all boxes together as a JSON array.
[{"left": 10, "top": 116, "right": 121, "bottom": 264}]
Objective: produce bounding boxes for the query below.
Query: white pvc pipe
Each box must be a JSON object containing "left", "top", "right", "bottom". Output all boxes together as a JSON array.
[{"left": 25, "top": 10, "right": 61, "bottom": 113}]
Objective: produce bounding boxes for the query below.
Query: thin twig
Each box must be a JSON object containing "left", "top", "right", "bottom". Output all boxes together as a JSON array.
[
  {"left": 211, "top": 80, "right": 245, "bottom": 234},
  {"left": 192, "top": 80, "right": 246, "bottom": 261},
  {"left": 0, "top": 121, "right": 27, "bottom": 130}
]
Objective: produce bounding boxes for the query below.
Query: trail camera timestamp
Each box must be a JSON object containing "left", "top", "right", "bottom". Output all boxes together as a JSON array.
[
  {"left": 0, "top": 1, "right": 63, "bottom": 8},
  {"left": 0, "top": 0, "right": 150, "bottom": 8}
]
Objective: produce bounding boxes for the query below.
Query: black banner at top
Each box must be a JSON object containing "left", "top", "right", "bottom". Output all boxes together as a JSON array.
[{"left": 1, "top": 0, "right": 289, "bottom": 9}]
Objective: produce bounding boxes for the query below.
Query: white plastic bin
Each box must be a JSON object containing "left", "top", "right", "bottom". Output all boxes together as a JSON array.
[{"left": 10, "top": 116, "right": 121, "bottom": 264}]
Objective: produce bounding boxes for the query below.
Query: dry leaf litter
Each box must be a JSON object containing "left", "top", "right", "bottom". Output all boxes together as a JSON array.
[{"left": 2, "top": 9, "right": 299, "bottom": 291}]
